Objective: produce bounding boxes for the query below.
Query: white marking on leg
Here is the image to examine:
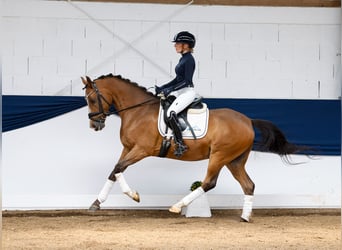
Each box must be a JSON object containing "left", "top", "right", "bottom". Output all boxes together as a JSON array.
[
  {"left": 169, "top": 187, "right": 205, "bottom": 213},
  {"left": 115, "top": 172, "right": 139, "bottom": 201},
  {"left": 97, "top": 179, "right": 114, "bottom": 203},
  {"left": 115, "top": 173, "right": 131, "bottom": 193},
  {"left": 241, "top": 195, "right": 253, "bottom": 222}
]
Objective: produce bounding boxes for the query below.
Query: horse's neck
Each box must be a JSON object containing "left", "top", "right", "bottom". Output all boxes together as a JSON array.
[{"left": 108, "top": 78, "right": 157, "bottom": 115}]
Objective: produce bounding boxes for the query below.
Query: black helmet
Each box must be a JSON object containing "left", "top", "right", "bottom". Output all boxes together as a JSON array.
[{"left": 172, "top": 31, "right": 196, "bottom": 48}]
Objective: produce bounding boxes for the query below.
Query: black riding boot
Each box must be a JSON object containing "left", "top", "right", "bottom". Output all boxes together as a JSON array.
[{"left": 167, "top": 112, "right": 188, "bottom": 157}]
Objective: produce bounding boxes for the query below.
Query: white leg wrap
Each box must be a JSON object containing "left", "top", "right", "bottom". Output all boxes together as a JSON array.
[
  {"left": 171, "top": 187, "right": 205, "bottom": 213},
  {"left": 97, "top": 179, "right": 114, "bottom": 203},
  {"left": 115, "top": 173, "right": 133, "bottom": 196},
  {"left": 241, "top": 195, "right": 254, "bottom": 222},
  {"left": 183, "top": 187, "right": 205, "bottom": 206}
]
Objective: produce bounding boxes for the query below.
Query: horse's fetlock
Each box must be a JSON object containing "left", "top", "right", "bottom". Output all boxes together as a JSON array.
[{"left": 202, "top": 181, "right": 216, "bottom": 192}]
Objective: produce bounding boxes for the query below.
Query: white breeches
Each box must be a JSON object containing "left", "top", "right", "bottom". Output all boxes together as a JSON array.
[{"left": 167, "top": 87, "right": 196, "bottom": 117}]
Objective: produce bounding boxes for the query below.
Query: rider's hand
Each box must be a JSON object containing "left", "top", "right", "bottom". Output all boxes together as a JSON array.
[{"left": 155, "top": 85, "right": 162, "bottom": 95}]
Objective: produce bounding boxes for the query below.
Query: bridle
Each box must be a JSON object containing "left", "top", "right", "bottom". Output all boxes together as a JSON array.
[{"left": 84, "top": 80, "right": 157, "bottom": 123}]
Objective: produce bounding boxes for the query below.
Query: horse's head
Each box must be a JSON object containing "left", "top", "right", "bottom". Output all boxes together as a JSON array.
[{"left": 81, "top": 76, "right": 113, "bottom": 131}]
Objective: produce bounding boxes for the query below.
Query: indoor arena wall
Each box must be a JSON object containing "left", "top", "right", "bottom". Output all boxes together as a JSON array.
[{"left": 2, "top": 0, "right": 340, "bottom": 210}]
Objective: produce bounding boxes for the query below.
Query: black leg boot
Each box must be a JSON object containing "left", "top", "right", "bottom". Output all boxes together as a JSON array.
[{"left": 167, "top": 112, "right": 188, "bottom": 157}]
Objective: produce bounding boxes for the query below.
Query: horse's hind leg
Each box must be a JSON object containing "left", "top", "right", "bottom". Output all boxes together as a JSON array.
[{"left": 226, "top": 150, "right": 255, "bottom": 222}]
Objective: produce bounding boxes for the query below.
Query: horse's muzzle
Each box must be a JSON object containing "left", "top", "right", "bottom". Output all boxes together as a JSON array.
[{"left": 90, "top": 120, "right": 106, "bottom": 131}]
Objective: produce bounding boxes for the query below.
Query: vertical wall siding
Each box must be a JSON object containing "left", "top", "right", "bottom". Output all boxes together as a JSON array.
[{"left": 2, "top": 0, "right": 341, "bottom": 98}]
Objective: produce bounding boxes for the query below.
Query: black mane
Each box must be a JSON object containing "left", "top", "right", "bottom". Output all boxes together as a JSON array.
[{"left": 94, "top": 73, "right": 155, "bottom": 97}]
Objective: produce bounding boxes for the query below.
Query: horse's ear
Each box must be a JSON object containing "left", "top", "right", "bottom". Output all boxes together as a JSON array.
[
  {"left": 81, "top": 76, "right": 93, "bottom": 88},
  {"left": 81, "top": 76, "right": 87, "bottom": 85}
]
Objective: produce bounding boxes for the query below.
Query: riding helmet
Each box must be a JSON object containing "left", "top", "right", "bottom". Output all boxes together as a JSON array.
[{"left": 172, "top": 31, "right": 196, "bottom": 48}]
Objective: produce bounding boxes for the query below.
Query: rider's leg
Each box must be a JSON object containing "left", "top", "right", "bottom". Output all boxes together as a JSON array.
[
  {"left": 167, "top": 87, "right": 196, "bottom": 157},
  {"left": 166, "top": 87, "right": 196, "bottom": 117},
  {"left": 167, "top": 111, "right": 187, "bottom": 157}
]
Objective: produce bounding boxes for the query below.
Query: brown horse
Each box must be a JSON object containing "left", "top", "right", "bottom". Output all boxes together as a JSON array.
[{"left": 82, "top": 74, "right": 305, "bottom": 222}]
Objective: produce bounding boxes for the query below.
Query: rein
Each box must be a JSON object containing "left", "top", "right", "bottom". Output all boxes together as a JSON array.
[
  {"left": 85, "top": 80, "right": 157, "bottom": 122},
  {"left": 113, "top": 98, "right": 157, "bottom": 114}
]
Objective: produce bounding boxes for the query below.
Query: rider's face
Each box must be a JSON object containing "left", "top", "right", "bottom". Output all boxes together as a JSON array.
[{"left": 174, "top": 42, "right": 189, "bottom": 54}]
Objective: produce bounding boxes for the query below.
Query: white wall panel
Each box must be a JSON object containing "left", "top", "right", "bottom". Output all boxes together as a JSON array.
[
  {"left": 292, "top": 80, "right": 319, "bottom": 98},
  {"left": 238, "top": 41, "right": 266, "bottom": 61},
  {"left": 72, "top": 39, "right": 101, "bottom": 57},
  {"left": 57, "top": 56, "right": 85, "bottom": 76},
  {"left": 225, "top": 24, "right": 252, "bottom": 42},
  {"left": 251, "top": 24, "right": 279, "bottom": 42},
  {"left": 85, "top": 56, "right": 115, "bottom": 76},
  {"left": 14, "top": 37, "right": 43, "bottom": 57},
  {"left": 12, "top": 75, "right": 43, "bottom": 95},
  {"left": 114, "top": 58, "right": 143, "bottom": 79},
  {"left": 197, "top": 60, "right": 226, "bottom": 79},
  {"left": 2, "top": 55, "right": 28, "bottom": 76},
  {"left": 3, "top": 1, "right": 340, "bottom": 98},
  {"left": 279, "top": 25, "right": 320, "bottom": 42},
  {"left": 114, "top": 20, "right": 142, "bottom": 42},
  {"left": 29, "top": 56, "right": 58, "bottom": 76},
  {"left": 319, "top": 79, "right": 341, "bottom": 98},
  {"left": 57, "top": 19, "right": 86, "bottom": 39},
  {"left": 143, "top": 59, "right": 171, "bottom": 78},
  {"left": 42, "top": 76, "right": 73, "bottom": 95},
  {"left": 197, "top": 23, "right": 224, "bottom": 42},
  {"left": 85, "top": 20, "right": 114, "bottom": 39},
  {"left": 43, "top": 39, "right": 72, "bottom": 57}
]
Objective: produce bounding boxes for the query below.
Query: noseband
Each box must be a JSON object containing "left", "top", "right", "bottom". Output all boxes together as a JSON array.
[{"left": 85, "top": 80, "right": 157, "bottom": 123}]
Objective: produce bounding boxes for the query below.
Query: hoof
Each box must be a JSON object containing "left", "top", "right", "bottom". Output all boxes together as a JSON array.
[
  {"left": 88, "top": 199, "right": 101, "bottom": 212},
  {"left": 240, "top": 216, "right": 251, "bottom": 223},
  {"left": 126, "top": 191, "right": 140, "bottom": 203},
  {"left": 132, "top": 191, "right": 140, "bottom": 203},
  {"left": 169, "top": 205, "right": 182, "bottom": 214}
]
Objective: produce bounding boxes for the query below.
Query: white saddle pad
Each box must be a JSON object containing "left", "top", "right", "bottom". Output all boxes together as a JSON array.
[{"left": 158, "top": 103, "right": 209, "bottom": 139}]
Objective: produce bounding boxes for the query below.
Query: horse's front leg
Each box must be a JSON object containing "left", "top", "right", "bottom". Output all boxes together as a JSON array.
[
  {"left": 89, "top": 147, "right": 146, "bottom": 211},
  {"left": 113, "top": 172, "right": 140, "bottom": 202}
]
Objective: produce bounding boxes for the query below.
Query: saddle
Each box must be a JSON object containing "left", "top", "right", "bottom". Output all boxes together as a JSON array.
[
  {"left": 157, "top": 95, "right": 209, "bottom": 157},
  {"left": 161, "top": 95, "right": 204, "bottom": 136}
]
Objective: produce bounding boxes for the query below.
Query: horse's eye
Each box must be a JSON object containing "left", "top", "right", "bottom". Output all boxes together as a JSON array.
[
  {"left": 90, "top": 99, "right": 97, "bottom": 105},
  {"left": 87, "top": 97, "right": 96, "bottom": 105}
]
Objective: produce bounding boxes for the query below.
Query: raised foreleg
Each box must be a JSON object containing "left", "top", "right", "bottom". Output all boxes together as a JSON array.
[{"left": 89, "top": 146, "right": 147, "bottom": 211}]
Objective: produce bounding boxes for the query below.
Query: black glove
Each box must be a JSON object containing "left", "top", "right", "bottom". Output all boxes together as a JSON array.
[
  {"left": 155, "top": 85, "right": 162, "bottom": 95},
  {"left": 162, "top": 86, "right": 173, "bottom": 96},
  {"left": 155, "top": 85, "right": 174, "bottom": 96}
]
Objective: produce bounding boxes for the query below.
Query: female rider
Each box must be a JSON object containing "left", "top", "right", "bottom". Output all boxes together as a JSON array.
[{"left": 155, "top": 31, "right": 197, "bottom": 157}]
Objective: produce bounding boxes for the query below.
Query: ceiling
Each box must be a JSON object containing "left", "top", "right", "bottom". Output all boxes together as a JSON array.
[{"left": 73, "top": 0, "right": 340, "bottom": 7}]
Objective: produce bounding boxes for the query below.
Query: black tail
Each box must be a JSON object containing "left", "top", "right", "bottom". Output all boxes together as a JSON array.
[{"left": 252, "top": 119, "right": 309, "bottom": 164}]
